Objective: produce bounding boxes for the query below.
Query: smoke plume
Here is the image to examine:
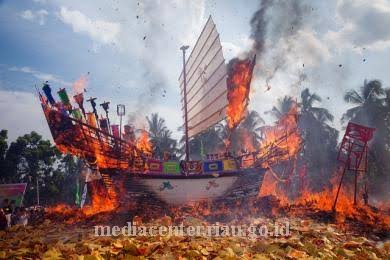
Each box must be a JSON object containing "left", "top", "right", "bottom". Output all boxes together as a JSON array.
[{"left": 248, "top": 0, "right": 310, "bottom": 90}]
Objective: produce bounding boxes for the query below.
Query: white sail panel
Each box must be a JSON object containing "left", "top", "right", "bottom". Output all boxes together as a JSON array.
[
  {"left": 179, "top": 16, "right": 227, "bottom": 138},
  {"left": 184, "top": 49, "right": 225, "bottom": 106}
]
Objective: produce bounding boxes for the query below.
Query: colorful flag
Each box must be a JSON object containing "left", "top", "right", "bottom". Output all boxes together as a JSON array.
[
  {"left": 57, "top": 88, "right": 70, "bottom": 105},
  {"left": 0, "top": 183, "right": 27, "bottom": 207},
  {"left": 72, "top": 108, "right": 82, "bottom": 120},
  {"left": 87, "top": 113, "right": 97, "bottom": 128},
  {"left": 111, "top": 125, "right": 119, "bottom": 138},
  {"left": 75, "top": 179, "right": 80, "bottom": 206},
  {"left": 42, "top": 82, "right": 55, "bottom": 105},
  {"left": 200, "top": 138, "right": 205, "bottom": 159},
  {"left": 99, "top": 119, "right": 109, "bottom": 132},
  {"left": 80, "top": 184, "right": 87, "bottom": 208}
]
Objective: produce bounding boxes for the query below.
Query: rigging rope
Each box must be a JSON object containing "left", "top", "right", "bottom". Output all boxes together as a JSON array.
[{"left": 267, "top": 161, "right": 296, "bottom": 183}]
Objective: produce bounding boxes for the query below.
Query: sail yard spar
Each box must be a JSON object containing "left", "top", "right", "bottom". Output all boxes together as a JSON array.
[{"left": 179, "top": 16, "right": 228, "bottom": 139}]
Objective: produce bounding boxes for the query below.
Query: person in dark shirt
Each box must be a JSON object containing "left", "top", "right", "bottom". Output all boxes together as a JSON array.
[{"left": 42, "top": 81, "right": 56, "bottom": 105}]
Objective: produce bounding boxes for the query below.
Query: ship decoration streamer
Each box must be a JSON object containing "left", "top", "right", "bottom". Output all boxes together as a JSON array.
[{"left": 36, "top": 15, "right": 307, "bottom": 207}]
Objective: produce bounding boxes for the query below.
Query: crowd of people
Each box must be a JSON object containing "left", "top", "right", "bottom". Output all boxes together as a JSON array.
[{"left": 0, "top": 199, "right": 44, "bottom": 230}]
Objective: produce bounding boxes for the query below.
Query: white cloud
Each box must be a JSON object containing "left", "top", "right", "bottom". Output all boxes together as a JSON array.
[
  {"left": 222, "top": 35, "right": 253, "bottom": 60},
  {"left": 294, "top": 29, "right": 332, "bottom": 66},
  {"left": 33, "top": 0, "right": 47, "bottom": 4},
  {"left": 58, "top": 7, "right": 121, "bottom": 46},
  {"left": 9, "top": 66, "right": 70, "bottom": 86},
  {"left": 19, "top": 9, "right": 48, "bottom": 25},
  {"left": 325, "top": 0, "right": 390, "bottom": 50},
  {"left": 0, "top": 90, "right": 52, "bottom": 142}
]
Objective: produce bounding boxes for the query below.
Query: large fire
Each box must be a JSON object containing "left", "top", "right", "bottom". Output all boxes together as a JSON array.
[
  {"left": 226, "top": 57, "right": 256, "bottom": 130},
  {"left": 46, "top": 182, "right": 117, "bottom": 222},
  {"left": 38, "top": 64, "right": 389, "bottom": 231},
  {"left": 259, "top": 168, "right": 390, "bottom": 226},
  {"left": 258, "top": 102, "right": 301, "bottom": 167},
  {"left": 253, "top": 101, "right": 389, "bottom": 226},
  {"left": 82, "top": 183, "right": 117, "bottom": 216},
  {"left": 136, "top": 129, "right": 152, "bottom": 154}
]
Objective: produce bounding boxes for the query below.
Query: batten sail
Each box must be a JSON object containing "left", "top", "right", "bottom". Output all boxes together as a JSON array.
[{"left": 179, "top": 16, "right": 227, "bottom": 138}]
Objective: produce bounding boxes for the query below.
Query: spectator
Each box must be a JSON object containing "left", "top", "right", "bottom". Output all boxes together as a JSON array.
[
  {"left": 2, "top": 199, "right": 12, "bottom": 228},
  {"left": 11, "top": 207, "right": 20, "bottom": 226},
  {"left": 18, "top": 207, "right": 29, "bottom": 226},
  {"left": 0, "top": 209, "right": 6, "bottom": 230}
]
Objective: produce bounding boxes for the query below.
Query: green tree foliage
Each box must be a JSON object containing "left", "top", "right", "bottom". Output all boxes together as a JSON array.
[
  {"left": 0, "top": 130, "right": 10, "bottom": 183},
  {"left": 146, "top": 113, "right": 177, "bottom": 158},
  {"left": 0, "top": 131, "right": 82, "bottom": 206},
  {"left": 298, "top": 88, "right": 338, "bottom": 191},
  {"left": 342, "top": 80, "right": 390, "bottom": 197},
  {"left": 188, "top": 126, "right": 224, "bottom": 160},
  {"left": 178, "top": 110, "right": 264, "bottom": 160},
  {"left": 265, "top": 90, "right": 339, "bottom": 194},
  {"left": 218, "top": 110, "right": 265, "bottom": 154}
]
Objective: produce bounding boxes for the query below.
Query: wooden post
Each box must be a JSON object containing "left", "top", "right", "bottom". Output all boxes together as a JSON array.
[
  {"left": 180, "top": 45, "right": 190, "bottom": 161},
  {"left": 354, "top": 170, "right": 358, "bottom": 205},
  {"left": 333, "top": 163, "right": 347, "bottom": 211}
]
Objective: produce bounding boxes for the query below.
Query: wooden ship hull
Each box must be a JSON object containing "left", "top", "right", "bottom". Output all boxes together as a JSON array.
[
  {"left": 35, "top": 15, "right": 276, "bottom": 206},
  {"left": 37, "top": 105, "right": 266, "bottom": 205},
  {"left": 102, "top": 169, "right": 265, "bottom": 206}
]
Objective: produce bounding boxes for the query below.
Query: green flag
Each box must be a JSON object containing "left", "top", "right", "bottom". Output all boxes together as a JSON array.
[
  {"left": 200, "top": 138, "right": 205, "bottom": 159},
  {"left": 75, "top": 178, "right": 80, "bottom": 206}
]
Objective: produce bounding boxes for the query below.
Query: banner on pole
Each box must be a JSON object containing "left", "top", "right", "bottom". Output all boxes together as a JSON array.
[{"left": 0, "top": 183, "right": 27, "bottom": 206}]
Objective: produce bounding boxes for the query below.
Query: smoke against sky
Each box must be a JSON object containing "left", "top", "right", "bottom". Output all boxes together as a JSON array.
[{"left": 246, "top": 0, "right": 390, "bottom": 128}]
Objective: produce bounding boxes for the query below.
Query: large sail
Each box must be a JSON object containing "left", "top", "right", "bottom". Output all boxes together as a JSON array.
[{"left": 179, "top": 16, "right": 227, "bottom": 138}]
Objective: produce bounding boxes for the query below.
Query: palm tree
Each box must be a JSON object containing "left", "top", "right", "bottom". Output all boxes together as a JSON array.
[
  {"left": 300, "top": 88, "right": 334, "bottom": 123},
  {"left": 265, "top": 96, "right": 295, "bottom": 120},
  {"left": 342, "top": 80, "right": 385, "bottom": 124},
  {"left": 240, "top": 110, "right": 265, "bottom": 140},
  {"left": 178, "top": 126, "right": 223, "bottom": 160},
  {"left": 146, "top": 113, "right": 177, "bottom": 158},
  {"left": 265, "top": 92, "right": 338, "bottom": 192},
  {"left": 146, "top": 113, "right": 168, "bottom": 140},
  {"left": 224, "top": 110, "right": 265, "bottom": 152},
  {"left": 342, "top": 80, "right": 389, "bottom": 198},
  {"left": 298, "top": 89, "right": 338, "bottom": 191}
]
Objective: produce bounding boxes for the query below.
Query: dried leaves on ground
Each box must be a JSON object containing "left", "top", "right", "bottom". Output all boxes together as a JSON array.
[{"left": 0, "top": 216, "right": 388, "bottom": 259}]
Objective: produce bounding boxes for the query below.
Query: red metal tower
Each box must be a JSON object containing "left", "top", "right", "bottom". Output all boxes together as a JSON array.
[{"left": 333, "top": 122, "right": 375, "bottom": 210}]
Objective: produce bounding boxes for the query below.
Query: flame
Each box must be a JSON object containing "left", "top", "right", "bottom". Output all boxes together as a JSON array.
[
  {"left": 258, "top": 166, "right": 390, "bottom": 226},
  {"left": 46, "top": 185, "right": 117, "bottom": 220},
  {"left": 82, "top": 189, "right": 116, "bottom": 216},
  {"left": 226, "top": 58, "right": 254, "bottom": 129},
  {"left": 136, "top": 129, "right": 152, "bottom": 154},
  {"left": 45, "top": 204, "right": 75, "bottom": 215},
  {"left": 258, "top": 102, "right": 301, "bottom": 167},
  {"left": 72, "top": 74, "right": 88, "bottom": 94}
]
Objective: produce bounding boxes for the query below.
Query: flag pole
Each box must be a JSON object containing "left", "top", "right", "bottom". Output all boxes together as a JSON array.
[{"left": 180, "top": 45, "right": 190, "bottom": 161}]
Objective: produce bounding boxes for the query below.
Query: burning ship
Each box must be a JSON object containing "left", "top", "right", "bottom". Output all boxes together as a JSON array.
[{"left": 37, "top": 16, "right": 297, "bottom": 206}]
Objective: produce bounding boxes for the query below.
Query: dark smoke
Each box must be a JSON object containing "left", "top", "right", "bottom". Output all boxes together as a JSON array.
[
  {"left": 249, "top": 0, "right": 273, "bottom": 55},
  {"left": 248, "top": 0, "right": 310, "bottom": 88}
]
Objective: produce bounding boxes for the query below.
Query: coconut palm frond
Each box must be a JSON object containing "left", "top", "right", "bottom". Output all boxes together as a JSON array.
[{"left": 344, "top": 90, "right": 364, "bottom": 104}]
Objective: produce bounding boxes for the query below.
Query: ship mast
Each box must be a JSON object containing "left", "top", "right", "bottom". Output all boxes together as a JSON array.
[{"left": 180, "top": 45, "right": 190, "bottom": 161}]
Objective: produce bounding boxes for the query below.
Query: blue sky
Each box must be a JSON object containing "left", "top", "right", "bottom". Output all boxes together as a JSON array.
[{"left": 0, "top": 0, "right": 390, "bottom": 142}]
